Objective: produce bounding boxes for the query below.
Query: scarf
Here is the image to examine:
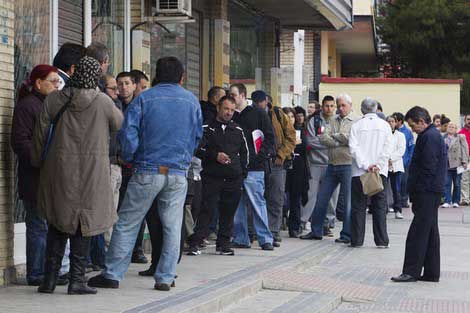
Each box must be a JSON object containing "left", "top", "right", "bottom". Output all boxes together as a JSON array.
[{"left": 69, "top": 56, "right": 101, "bottom": 89}]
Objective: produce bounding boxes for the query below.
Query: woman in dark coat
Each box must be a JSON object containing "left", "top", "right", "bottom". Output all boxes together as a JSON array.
[
  {"left": 283, "top": 107, "right": 310, "bottom": 237},
  {"left": 11, "top": 65, "right": 60, "bottom": 286},
  {"left": 31, "top": 57, "right": 123, "bottom": 295}
]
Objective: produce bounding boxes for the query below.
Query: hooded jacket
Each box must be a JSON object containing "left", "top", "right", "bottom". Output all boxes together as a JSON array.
[{"left": 31, "top": 87, "right": 123, "bottom": 236}]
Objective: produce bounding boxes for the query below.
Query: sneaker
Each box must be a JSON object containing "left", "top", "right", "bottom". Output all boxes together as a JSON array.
[
  {"left": 261, "top": 243, "right": 274, "bottom": 251},
  {"left": 441, "top": 203, "right": 450, "bottom": 208},
  {"left": 273, "top": 233, "right": 282, "bottom": 243},
  {"left": 216, "top": 246, "right": 235, "bottom": 256},
  {"left": 186, "top": 246, "right": 201, "bottom": 256},
  {"left": 388, "top": 208, "right": 394, "bottom": 213},
  {"left": 395, "top": 212, "right": 404, "bottom": 219},
  {"left": 131, "top": 252, "right": 148, "bottom": 264},
  {"left": 207, "top": 232, "right": 218, "bottom": 241},
  {"left": 453, "top": 203, "right": 459, "bottom": 208},
  {"left": 323, "top": 227, "right": 334, "bottom": 237},
  {"left": 272, "top": 241, "right": 281, "bottom": 248},
  {"left": 377, "top": 245, "right": 389, "bottom": 249}
]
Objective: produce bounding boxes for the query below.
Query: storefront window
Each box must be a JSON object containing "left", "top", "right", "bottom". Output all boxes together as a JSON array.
[
  {"left": 14, "top": 0, "right": 50, "bottom": 222},
  {"left": 14, "top": 0, "right": 50, "bottom": 93},
  {"left": 92, "top": 0, "right": 124, "bottom": 76}
]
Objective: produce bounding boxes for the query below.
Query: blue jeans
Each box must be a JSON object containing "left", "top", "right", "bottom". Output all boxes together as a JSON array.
[
  {"left": 24, "top": 201, "right": 48, "bottom": 283},
  {"left": 389, "top": 172, "right": 402, "bottom": 212},
  {"left": 233, "top": 171, "right": 273, "bottom": 246},
  {"left": 88, "top": 234, "right": 106, "bottom": 267},
  {"left": 103, "top": 172, "right": 187, "bottom": 284},
  {"left": 310, "top": 164, "right": 352, "bottom": 240},
  {"left": 445, "top": 169, "right": 461, "bottom": 204}
]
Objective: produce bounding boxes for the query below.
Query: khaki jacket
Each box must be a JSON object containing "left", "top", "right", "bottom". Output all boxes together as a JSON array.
[
  {"left": 319, "top": 112, "right": 357, "bottom": 165},
  {"left": 31, "top": 88, "right": 123, "bottom": 236},
  {"left": 270, "top": 106, "right": 296, "bottom": 162},
  {"left": 444, "top": 134, "right": 469, "bottom": 169}
]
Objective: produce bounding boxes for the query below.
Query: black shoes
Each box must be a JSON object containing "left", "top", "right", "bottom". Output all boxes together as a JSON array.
[
  {"left": 299, "top": 232, "right": 322, "bottom": 240},
  {"left": 231, "top": 242, "right": 251, "bottom": 249},
  {"left": 261, "top": 243, "right": 274, "bottom": 251},
  {"left": 334, "top": 238, "right": 351, "bottom": 244},
  {"left": 154, "top": 281, "right": 175, "bottom": 291},
  {"left": 131, "top": 252, "right": 148, "bottom": 264},
  {"left": 289, "top": 231, "right": 299, "bottom": 238},
  {"left": 138, "top": 266, "right": 156, "bottom": 277},
  {"left": 418, "top": 276, "right": 439, "bottom": 282},
  {"left": 216, "top": 246, "right": 235, "bottom": 256},
  {"left": 391, "top": 274, "right": 417, "bottom": 282},
  {"left": 68, "top": 281, "right": 97, "bottom": 295},
  {"left": 87, "top": 274, "right": 119, "bottom": 289},
  {"left": 38, "top": 272, "right": 59, "bottom": 294}
]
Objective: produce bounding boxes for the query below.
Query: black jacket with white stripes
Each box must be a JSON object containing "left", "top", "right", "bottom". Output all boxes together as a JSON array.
[{"left": 196, "top": 118, "right": 249, "bottom": 179}]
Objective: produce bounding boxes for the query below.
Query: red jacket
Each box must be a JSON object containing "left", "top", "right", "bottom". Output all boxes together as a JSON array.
[{"left": 458, "top": 127, "right": 470, "bottom": 154}]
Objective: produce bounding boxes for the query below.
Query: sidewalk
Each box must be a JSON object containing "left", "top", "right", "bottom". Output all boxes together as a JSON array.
[{"left": 0, "top": 206, "right": 469, "bottom": 313}]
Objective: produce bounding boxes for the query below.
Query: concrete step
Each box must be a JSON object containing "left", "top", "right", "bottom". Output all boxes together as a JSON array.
[{"left": 222, "top": 290, "right": 341, "bottom": 313}]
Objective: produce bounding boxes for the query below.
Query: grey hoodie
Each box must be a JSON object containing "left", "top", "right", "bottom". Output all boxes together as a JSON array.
[{"left": 305, "top": 113, "right": 332, "bottom": 166}]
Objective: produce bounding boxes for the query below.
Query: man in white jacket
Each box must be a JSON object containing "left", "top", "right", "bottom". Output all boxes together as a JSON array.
[{"left": 349, "top": 98, "right": 393, "bottom": 248}]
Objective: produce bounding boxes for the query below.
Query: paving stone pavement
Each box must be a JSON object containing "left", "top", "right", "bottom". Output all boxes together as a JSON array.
[{"left": 0, "top": 206, "right": 469, "bottom": 313}]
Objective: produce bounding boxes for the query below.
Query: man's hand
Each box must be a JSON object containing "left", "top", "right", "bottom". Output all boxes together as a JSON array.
[
  {"left": 368, "top": 165, "right": 379, "bottom": 172},
  {"left": 217, "top": 152, "right": 231, "bottom": 164},
  {"left": 274, "top": 157, "right": 283, "bottom": 167}
]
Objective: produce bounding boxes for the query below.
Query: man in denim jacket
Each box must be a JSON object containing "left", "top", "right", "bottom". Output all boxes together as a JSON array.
[{"left": 89, "top": 57, "right": 202, "bottom": 291}]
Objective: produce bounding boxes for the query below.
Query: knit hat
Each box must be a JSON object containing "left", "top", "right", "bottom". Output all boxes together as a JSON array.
[
  {"left": 251, "top": 90, "right": 267, "bottom": 104},
  {"left": 69, "top": 56, "right": 101, "bottom": 89}
]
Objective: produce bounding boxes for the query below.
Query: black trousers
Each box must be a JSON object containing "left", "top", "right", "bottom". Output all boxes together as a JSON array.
[
  {"left": 189, "top": 175, "right": 242, "bottom": 248},
  {"left": 119, "top": 173, "right": 145, "bottom": 255},
  {"left": 351, "top": 176, "right": 389, "bottom": 246},
  {"left": 402, "top": 192, "right": 441, "bottom": 279},
  {"left": 146, "top": 198, "right": 185, "bottom": 268}
]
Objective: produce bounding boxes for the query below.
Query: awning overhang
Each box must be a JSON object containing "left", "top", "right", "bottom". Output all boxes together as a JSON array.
[{"left": 237, "top": 0, "right": 353, "bottom": 30}]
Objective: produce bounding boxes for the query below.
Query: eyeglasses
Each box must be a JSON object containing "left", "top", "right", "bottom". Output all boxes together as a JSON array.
[
  {"left": 45, "top": 78, "right": 61, "bottom": 85},
  {"left": 106, "top": 86, "right": 118, "bottom": 91}
]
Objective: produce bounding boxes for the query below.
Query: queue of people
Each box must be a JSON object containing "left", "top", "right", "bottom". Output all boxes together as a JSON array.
[{"left": 11, "top": 41, "right": 458, "bottom": 295}]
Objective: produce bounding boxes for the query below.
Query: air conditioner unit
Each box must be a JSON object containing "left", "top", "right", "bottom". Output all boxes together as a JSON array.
[{"left": 156, "top": 0, "right": 192, "bottom": 17}]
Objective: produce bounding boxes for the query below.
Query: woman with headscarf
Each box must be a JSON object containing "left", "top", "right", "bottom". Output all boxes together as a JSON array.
[
  {"left": 11, "top": 65, "right": 60, "bottom": 286},
  {"left": 31, "top": 56, "right": 123, "bottom": 295}
]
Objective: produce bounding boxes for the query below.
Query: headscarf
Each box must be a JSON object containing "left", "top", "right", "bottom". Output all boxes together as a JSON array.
[{"left": 69, "top": 56, "right": 101, "bottom": 89}]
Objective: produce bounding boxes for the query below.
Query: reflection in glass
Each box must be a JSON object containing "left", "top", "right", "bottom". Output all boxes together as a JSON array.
[{"left": 92, "top": 0, "right": 124, "bottom": 76}]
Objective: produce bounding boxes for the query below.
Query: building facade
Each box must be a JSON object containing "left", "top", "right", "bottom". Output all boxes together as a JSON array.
[{"left": 1, "top": 0, "right": 353, "bottom": 285}]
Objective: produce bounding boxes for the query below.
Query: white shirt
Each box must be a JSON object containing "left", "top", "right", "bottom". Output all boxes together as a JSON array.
[
  {"left": 349, "top": 113, "right": 394, "bottom": 177},
  {"left": 389, "top": 130, "right": 406, "bottom": 173}
]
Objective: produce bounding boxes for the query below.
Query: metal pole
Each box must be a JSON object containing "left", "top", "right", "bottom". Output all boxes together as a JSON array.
[
  {"left": 124, "top": 0, "right": 131, "bottom": 71},
  {"left": 83, "top": 0, "right": 92, "bottom": 46},
  {"left": 50, "top": 0, "right": 59, "bottom": 63}
]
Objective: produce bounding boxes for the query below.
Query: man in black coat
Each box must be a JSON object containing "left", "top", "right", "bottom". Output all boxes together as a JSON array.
[
  {"left": 230, "top": 83, "right": 276, "bottom": 251},
  {"left": 187, "top": 95, "right": 248, "bottom": 256},
  {"left": 392, "top": 106, "right": 447, "bottom": 283},
  {"left": 200, "top": 86, "right": 226, "bottom": 123}
]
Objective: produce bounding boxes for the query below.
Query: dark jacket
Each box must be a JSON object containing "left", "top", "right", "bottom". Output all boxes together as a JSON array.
[
  {"left": 11, "top": 90, "right": 44, "bottom": 204},
  {"left": 109, "top": 98, "right": 123, "bottom": 164},
  {"left": 196, "top": 119, "right": 248, "bottom": 179},
  {"left": 233, "top": 105, "right": 275, "bottom": 171},
  {"left": 200, "top": 100, "right": 217, "bottom": 123},
  {"left": 286, "top": 124, "right": 310, "bottom": 205},
  {"left": 407, "top": 124, "right": 447, "bottom": 196}
]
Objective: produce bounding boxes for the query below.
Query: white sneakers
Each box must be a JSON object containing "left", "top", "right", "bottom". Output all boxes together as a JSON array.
[
  {"left": 442, "top": 203, "right": 451, "bottom": 208},
  {"left": 395, "top": 212, "right": 404, "bottom": 219},
  {"left": 453, "top": 203, "right": 460, "bottom": 208}
]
